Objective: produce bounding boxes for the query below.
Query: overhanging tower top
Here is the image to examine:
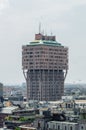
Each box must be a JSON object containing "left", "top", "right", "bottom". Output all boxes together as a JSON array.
[{"left": 24, "top": 33, "right": 63, "bottom": 47}]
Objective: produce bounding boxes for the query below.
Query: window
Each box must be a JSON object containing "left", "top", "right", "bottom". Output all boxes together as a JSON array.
[
  {"left": 53, "top": 125, "right": 55, "bottom": 129},
  {"left": 70, "top": 126, "right": 72, "bottom": 130},
  {"left": 65, "top": 126, "right": 67, "bottom": 130},
  {"left": 58, "top": 125, "right": 60, "bottom": 130},
  {"left": 81, "top": 126, "right": 83, "bottom": 129}
]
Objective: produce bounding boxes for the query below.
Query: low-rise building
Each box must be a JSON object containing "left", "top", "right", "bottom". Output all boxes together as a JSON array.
[{"left": 47, "top": 121, "right": 78, "bottom": 130}]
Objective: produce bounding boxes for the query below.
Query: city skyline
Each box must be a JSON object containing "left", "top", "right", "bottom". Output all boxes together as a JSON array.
[{"left": 0, "top": 0, "right": 86, "bottom": 84}]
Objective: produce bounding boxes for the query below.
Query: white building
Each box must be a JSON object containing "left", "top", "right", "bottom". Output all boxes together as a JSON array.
[
  {"left": 47, "top": 120, "right": 86, "bottom": 130},
  {"left": 47, "top": 121, "right": 78, "bottom": 130}
]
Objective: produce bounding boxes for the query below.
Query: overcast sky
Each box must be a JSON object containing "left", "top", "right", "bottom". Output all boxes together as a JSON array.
[{"left": 0, "top": 0, "right": 86, "bottom": 85}]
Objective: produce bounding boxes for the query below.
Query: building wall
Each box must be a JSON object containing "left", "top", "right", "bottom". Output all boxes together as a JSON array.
[
  {"left": 47, "top": 121, "right": 79, "bottom": 130},
  {"left": 27, "top": 70, "right": 64, "bottom": 101},
  {"left": 22, "top": 45, "right": 68, "bottom": 70},
  {"left": 78, "top": 120, "right": 86, "bottom": 130},
  {"left": 0, "top": 83, "right": 3, "bottom": 97}
]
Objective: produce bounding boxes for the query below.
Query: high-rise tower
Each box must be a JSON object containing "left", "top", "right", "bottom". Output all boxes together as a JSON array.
[{"left": 22, "top": 33, "right": 68, "bottom": 101}]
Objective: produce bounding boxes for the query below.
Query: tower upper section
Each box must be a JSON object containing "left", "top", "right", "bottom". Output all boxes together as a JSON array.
[
  {"left": 35, "top": 33, "right": 56, "bottom": 41},
  {"left": 22, "top": 33, "right": 68, "bottom": 71}
]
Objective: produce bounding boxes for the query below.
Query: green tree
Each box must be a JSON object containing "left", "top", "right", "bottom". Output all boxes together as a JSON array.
[{"left": 15, "top": 127, "right": 21, "bottom": 130}]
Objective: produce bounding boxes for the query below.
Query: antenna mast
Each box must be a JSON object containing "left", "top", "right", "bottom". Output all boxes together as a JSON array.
[{"left": 39, "top": 22, "right": 41, "bottom": 34}]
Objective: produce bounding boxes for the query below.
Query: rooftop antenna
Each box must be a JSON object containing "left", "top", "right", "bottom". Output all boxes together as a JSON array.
[
  {"left": 50, "top": 29, "right": 53, "bottom": 36},
  {"left": 39, "top": 22, "right": 41, "bottom": 34},
  {"left": 42, "top": 29, "right": 44, "bottom": 35},
  {"left": 51, "top": 32, "right": 53, "bottom": 36}
]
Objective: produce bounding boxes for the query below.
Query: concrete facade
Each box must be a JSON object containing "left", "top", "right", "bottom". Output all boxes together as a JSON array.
[{"left": 47, "top": 121, "right": 79, "bottom": 130}]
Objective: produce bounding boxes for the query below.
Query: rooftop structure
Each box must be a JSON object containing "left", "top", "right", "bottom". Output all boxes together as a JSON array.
[
  {"left": 19, "top": 126, "right": 37, "bottom": 130},
  {"left": 22, "top": 32, "right": 68, "bottom": 101}
]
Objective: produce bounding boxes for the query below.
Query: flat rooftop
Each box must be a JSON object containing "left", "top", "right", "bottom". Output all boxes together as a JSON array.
[{"left": 26, "top": 40, "right": 62, "bottom": 47}]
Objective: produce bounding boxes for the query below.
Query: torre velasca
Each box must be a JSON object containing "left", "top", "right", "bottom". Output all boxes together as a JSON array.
[{"left": 22, "top": 33, "right": 68, "bottom": 101}]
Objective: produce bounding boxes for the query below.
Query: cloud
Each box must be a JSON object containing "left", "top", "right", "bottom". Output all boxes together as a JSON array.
[
  {"left": 70, "top": 0, "right": 86, "bottom": 6},
  {"left": 0, "top": 0, "right": 9, "bottom": 13}
]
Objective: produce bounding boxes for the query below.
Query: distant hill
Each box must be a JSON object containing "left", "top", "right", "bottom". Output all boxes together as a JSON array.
[{"left": 64, "top": 83, "right": 86, "bottom": 89}]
